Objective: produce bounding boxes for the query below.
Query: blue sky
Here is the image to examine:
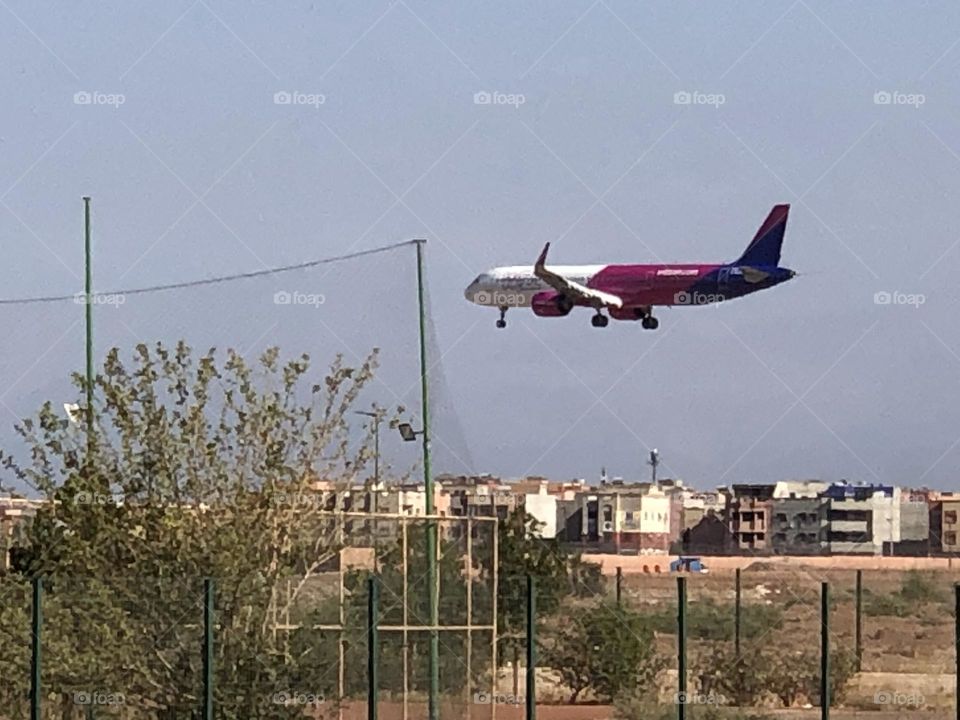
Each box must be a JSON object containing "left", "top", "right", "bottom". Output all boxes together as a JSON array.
[{"left": 2, "top": 1, "right": 960, "bottom": 489}]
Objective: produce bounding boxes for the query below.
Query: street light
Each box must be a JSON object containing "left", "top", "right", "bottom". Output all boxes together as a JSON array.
[{"left": 397, "top": 422, "right": 421, "bottom": 443}]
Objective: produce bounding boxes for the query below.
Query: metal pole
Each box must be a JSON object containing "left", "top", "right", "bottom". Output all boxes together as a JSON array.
[
  {"left": 30, "top": 576, "right": 42, "bottom": 720},
  {"left": 734, "top": 568, "right": 741, "bottom": 659},
  {"left": 821, "top": 582, "right": 829, "bottom": 720},
  {"left": 677, "top": 576, "right": 686, "bottom": 720},
  {"left": 855, "top": 570, "right": 863, "bottom": 672},
  {"left": 525, "top": 575, "right": 536, "bottom": 720},
  {"left": 83, "top": 196, "right": 93, "bottom": 440},
  {"left": 368, "top": 576, "right": 380, "bottom": 720},
  {"left": 373, "top": 418, "right": 380, "bottom": 489},
  {"left": 955, "top": 583, "right": 959, "bottom": 720},
  {"left": 415, "top": 239, "right": 439, "bottom": 720},
  {"left": 616, "top": 566, "right": 622, "bottom": 607},
  {"left": 203, "top": 578, "right": 214, "bottom": 720}
]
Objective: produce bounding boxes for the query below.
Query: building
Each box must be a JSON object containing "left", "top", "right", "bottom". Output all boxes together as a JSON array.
[
  {"left": 727, "top": 484, "right": 776, "bottom": 552},
  {"left": 825, "top": 482, "right": 900, "bottom": 555},
  {"left": 557, "top": 479, "right": 674, "bottom": 551},
  {"left": 0, "top": 496, "right": 40, "bottom": 570},
  {"left": 898, "top": 499, "right": 930, "bottom": 554},
  {"left": 681, "top": 490, "right": 726, "bottom": 532},
  {"left": 680, "top": 510, "right": 732, "bottom": 555},
  {"left": 770, "top": 497, "right": 828, "bottom": 555},
  {"left": 930, "top": 495, "right": 960, "bottom": 554}
]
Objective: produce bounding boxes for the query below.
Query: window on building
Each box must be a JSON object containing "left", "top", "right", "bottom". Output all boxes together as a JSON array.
[
  {"left": 946, "top": 531, "right": 957, "bottom": 545},
  {"left": 946, "top": 511, "right": 958, "bottom": 525}
]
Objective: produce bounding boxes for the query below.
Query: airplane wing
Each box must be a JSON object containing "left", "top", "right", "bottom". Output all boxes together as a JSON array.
[{"left": 534, "top": 243, "right": 623, "bottom": 309}]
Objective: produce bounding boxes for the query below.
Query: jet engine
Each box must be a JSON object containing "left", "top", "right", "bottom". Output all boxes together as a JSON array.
[{"left": 531, "top": 291, "right": 574, "bottom": 317}]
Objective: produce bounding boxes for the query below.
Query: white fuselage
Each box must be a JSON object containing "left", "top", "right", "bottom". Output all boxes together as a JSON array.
[{"left": 464, "top": 265, "right": 604, "bottom": 307}]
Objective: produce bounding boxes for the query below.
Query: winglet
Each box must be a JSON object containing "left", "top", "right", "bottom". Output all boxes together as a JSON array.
[{"left": 535, "top": 242, "right": 550, "bottom": 272}]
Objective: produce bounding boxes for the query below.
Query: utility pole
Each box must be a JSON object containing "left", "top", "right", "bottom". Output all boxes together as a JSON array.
[{"left": 414, "top": 239, "right": 439, "bottom": 720}]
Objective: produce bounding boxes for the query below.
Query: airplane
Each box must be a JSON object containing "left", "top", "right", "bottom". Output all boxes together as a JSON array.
[{"left": 464, "top": 204, "right": 796, "bottom": 329}]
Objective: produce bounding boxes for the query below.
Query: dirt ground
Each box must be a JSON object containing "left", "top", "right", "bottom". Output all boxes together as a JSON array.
[
  {"left": 329, "top": 701, "right": 956, "bottom": 719},
  {"left": 553, "top": 561, "right": 960, "bottom": 715}
]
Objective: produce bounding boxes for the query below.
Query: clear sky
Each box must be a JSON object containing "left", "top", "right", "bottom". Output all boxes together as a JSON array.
[{"left": 2, "top": 1, "right": 960, "bottom": 489}]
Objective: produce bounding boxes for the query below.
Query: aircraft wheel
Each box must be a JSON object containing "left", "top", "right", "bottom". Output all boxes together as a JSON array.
[
  {"left": 496, "top": 319, "right": 507, "bottom": 329},
  {"left": 642, "top": 316, "right": 659, "bottom": 330},
  {"left": 591, "top": 314, "right": 608, "bottom": 328}
]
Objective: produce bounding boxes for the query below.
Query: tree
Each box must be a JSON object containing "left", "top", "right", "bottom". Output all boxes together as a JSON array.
[
  {"left": 491, "top": 508, "right": 604, "bottom": 692},
  {"left": 544, "top": 601, "right": 662, "bottom": 703},
  {"left": 0, "top": 341, "right": 385, "bottom": 719}
]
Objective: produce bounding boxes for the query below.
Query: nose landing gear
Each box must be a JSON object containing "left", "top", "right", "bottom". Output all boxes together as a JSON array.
[
  {"left": 591, "top": 312, "right": 609, "bottom": 328},
  {"left": 641, "top": 315, "right": 659, "bottom": 330},
  {"left": 496, "top": 306, "right": 508, "bottom": 329}
]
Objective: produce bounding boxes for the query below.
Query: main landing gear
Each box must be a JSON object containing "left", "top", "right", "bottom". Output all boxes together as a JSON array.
[
  {"left": 591, "top": 312, "right": 609, "bottom": 328},
  {"left": 496, "top": 306, "right": 508, "bottom": 329}
]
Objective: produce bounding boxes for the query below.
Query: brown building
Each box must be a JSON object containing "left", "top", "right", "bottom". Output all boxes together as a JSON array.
[
  {"left": 727, "top": 484, "right": 776, "bottom": 552},
  {"left": 930, "top": 496, "right": 960, "bottom": 554}
]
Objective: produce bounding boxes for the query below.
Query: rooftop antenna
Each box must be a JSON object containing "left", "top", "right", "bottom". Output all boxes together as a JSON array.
[{"left": 648, "top": 449, "right": 660, "bottom": 484}]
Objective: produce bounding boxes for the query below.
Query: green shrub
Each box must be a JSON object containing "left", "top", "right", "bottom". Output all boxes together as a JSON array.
[
  {"left": 644, "top": 599, "right": 783, "bottom": 641},
  {"left": 899, "top": 571, "right": 945, "bottom": 603}
]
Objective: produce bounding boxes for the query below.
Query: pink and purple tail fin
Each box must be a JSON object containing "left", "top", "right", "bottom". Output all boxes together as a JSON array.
[{"left": 734, "top": 204, "right": 790, "bottom": 266}]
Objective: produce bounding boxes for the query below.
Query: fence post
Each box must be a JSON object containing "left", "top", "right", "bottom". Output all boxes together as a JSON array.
[
  {"left": 734, "top": 568, "right": 741, "bottom": 659},
  {"left": 677, "top": 576, "right": 687, "bottom": 720},
  {"left": 203, "top": 578, "right": 214, "bottom": 720},
  {"left": 955, "top": 583, "right": 959, "bottom": 720},
  {"left": 855, "top": 570, "right": 863, "bottom": 672},
  {"left": 821, "top": 581, "right": 830, "bottom": 720},
  {"left": 368, "top": 575, "right": 380, "bottom": 720},
  {"left": 616, "top": 566, "right": 622, "bottom": 607},
  {"left": 30, "top": 576, "right": 42, "bottom": 720},
  {"left": 526, "top": 574, "right": 536, "bottom": 720}
]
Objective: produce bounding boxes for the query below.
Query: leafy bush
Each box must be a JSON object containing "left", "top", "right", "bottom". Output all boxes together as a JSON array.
[
  {"left": 864, "top": 571, "right": 947, "bottom": 617},
  {"left": 644, "top": 599, "right": 784, "bottom": 641},
  {"left": 864, "top": 592, "right": 910, "bottom": 617},
  {"left": 614, "top": 691, "right": 776, "bottom": 720},
  {"left": 899, "top": 571, "right": 945, "bottom": 603},
  {"left": 545, "top": 601, "right": 664, "bottom": 703},
  {"left": 693, "top": 643, "right": 857, "bottom": 708}
]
